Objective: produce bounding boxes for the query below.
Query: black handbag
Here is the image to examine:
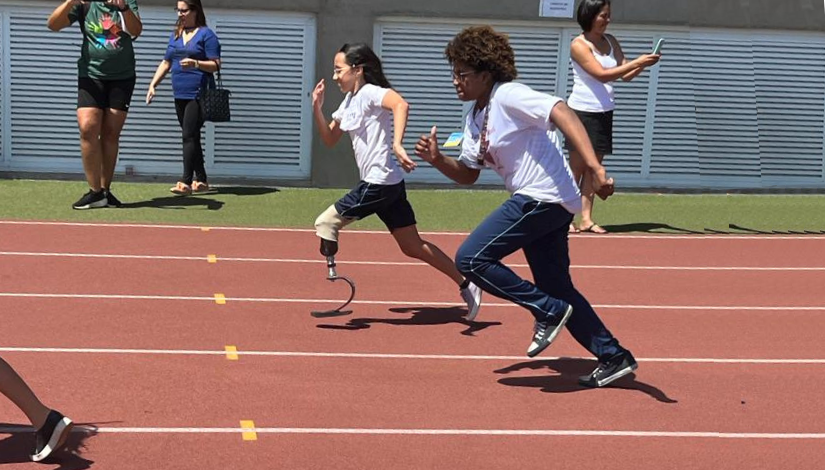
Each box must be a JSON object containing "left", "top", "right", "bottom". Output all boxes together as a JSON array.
[{"left": 200, "top": 66, "right": 231, "bottom": 123}]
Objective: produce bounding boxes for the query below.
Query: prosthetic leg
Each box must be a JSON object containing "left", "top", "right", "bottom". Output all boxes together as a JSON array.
[{"left": 311, "top": 207, "right": 356, "bottom": 318}]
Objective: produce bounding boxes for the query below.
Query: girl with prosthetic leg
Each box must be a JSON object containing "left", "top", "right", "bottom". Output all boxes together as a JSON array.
[{"left": 312, "top": 43, "right": 482, "bottom": 320}]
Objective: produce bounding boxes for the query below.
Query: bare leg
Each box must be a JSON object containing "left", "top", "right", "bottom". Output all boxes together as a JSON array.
[
  {"left": 572, "top": 150, "right": 606, "bottom": 233},
  {"left": 100, "top": 108, "right": 129, "bottom": 190},
  {"left": 391, "top": 225, "right": 464, "bottom": 285},
  {"left": 0, "top": 357, "right": 49, "bottom": 428},
  {"left": 77, "top": 108, "right": 104, "bottom": 191}
]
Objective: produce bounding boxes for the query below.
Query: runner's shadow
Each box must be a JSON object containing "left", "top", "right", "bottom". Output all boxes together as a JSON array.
[
  {"left": 316, "top": 306, "right": 501, "bottom": 336},
  {"left": 0, "top": 423, "right": 97, "bottom": 468},
  {"left": 494, "top": 358, "right": 677, "bottom": 403},
  {"left": 119, "top": 196, "right": 224, "bottom": 211},
  {"left": 598, "top": 223, "right": 706, "bottom": 234}
]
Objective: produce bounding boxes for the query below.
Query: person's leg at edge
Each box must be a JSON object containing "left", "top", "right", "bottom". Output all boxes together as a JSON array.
[
  {"left": 0, "top": 357, "right": 49, "bottom": 429},
  {"left": 575, "top": 151, "right": 607, "bottom": 233},
  {"left": 77, "top": 107, "right": 104, "bottom": 192},
  {"left": 174, "top": 99, "right": 195, "bottom": 186},
  {"left": 391, "top": 225, "right": 465, "bottom": 285},
  {"left": 189, "top": 100, "right": 208, "bottom": 187},
  {"left": 523, "top": 209, "right": 623, "bottom": 362}
]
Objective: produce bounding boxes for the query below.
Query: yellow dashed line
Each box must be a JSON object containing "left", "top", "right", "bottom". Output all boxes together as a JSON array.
[
  {"left": 207, "top": 254, "right": 218, "bottom": 264},
  {"left": 225, "top": 346, "right": 239, "bottom": 361},
  {"left": 214, "top": 293, "right": 226, "bottom": 305},
  {"left": 240, "top": 420, "right": 257, "bottom": 441}
]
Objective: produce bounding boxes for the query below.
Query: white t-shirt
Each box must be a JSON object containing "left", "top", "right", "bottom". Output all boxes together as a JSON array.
[
  {"left": 458, "top": 82, "right": 582, "bottom": 213},
  {"left": 332, "top": 83, "right": 404, "bottom": 185}
]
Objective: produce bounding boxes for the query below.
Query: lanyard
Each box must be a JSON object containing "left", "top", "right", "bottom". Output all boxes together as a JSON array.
[{"left": 476, "top": 103, "right": 491, "bottom": 166}]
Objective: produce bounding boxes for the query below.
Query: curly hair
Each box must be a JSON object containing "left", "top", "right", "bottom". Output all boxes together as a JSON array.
[{"left": 444, "top": 26, "right": 517, "bottom": 83}]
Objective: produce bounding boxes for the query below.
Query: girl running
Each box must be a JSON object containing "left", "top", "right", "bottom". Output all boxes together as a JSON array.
[{"left": 311, "top": 43, "right": 481, "bottom": 320}]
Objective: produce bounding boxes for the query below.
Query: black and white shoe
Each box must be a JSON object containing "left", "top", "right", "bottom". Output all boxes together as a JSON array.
[
  {"left": 579, "top": 351, "right": 639, "bottom": 388},
  {"left": 526, "top": 303, "right": 573, "bottom": 357},
  {"left": 31, "top": 410, "right": 73, "bottom": 462},
  {"left": 460, "top": 282, "right": 483, "bottom": 321},
  {"left": 104, "top": 189, "right": 123, "bottom": 208},
  {"left": 72, "top": 189, "right": 107, "bottom": 210}
]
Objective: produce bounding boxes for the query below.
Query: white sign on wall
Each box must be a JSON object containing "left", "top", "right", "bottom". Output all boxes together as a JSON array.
[{"left": 539, "top": 0, "right": 575, "bottom": 18}]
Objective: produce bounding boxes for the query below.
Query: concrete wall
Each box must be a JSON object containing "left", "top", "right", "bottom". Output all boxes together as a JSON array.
[{"left": 133, "top": 1, "right": 825, "bottom": 186}]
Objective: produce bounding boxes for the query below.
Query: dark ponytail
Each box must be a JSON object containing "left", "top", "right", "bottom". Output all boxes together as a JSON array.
[{"left": 338, "top": 43, "right": 392, "bottom": 89}]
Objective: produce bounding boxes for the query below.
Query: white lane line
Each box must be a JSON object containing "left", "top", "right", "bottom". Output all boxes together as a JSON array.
[
  {"left": 1, "top": 347, "right": 823, "bottom": 364},
  {"left": 0, "top": 425, "right": 822, "bottom": 439},
  {"left": 1, "top": 220, "right": 823, "bottom": 240},
  {"left": 0, "top": 292, "right": 824, "bottom": 311},
  {"left": 2, "top": 251, "right": 824, "bottom": 271}
]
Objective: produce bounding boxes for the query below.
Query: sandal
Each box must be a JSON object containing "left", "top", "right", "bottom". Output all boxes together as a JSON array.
[
  {"left": 580, "top": 223, "right": 608, "bottom": 234},
  {"left": 192, "top": 181, "right": 209, "bottom": 193},
  {"left": 170, "top": 182, "right": 192, "bottom": 195}
]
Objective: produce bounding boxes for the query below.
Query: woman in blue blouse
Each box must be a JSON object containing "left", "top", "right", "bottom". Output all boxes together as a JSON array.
[{"left": 146, "top": 0, "right": 221, "bottom": 195}]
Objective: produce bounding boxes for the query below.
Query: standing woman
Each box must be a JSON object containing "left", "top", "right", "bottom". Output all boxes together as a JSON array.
[
  {"left": 566, "top": 0, "right": 659, "bottom": 233},
  {"left": 47, "top": 0, "right": 143, "bottom": 210},
  {"left": 147, "top": 0, "right": 221, "bottom": 195}
]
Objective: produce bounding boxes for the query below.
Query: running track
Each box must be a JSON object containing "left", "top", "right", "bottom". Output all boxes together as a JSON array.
[{"left": 0, "top": 221, "right": 823, "bottom": 469}]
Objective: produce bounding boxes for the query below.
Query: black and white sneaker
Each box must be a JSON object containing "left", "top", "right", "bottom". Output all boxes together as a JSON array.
[
  {"left": 579, "top": 351, "right": 639, "bottom": 388},
  {"left": 72, "top": 189, "right": 107, "bottom": 210},
  {"left": 460, "top": 282, "right": 483, "bottom": 321},
  {"left": 104, "top": 189, "right": 123, "bottom": 208},
  {"left": 526, "top": 303, "right": 573, "bottom": 357},
  {"left": 31, "top": 410, "right": 73, "bottom": 462}
]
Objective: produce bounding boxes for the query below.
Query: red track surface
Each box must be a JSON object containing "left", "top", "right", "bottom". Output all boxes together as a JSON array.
[{"left": 1, "top": 222, "right": 824, "bottom": 469}]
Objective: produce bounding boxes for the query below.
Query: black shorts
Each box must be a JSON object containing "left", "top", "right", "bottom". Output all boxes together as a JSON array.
[
  {"left": 78, "top": 76, "right": 136, "bottom": 111},
  {"left": 565, "top": 109, "right": 613, "bottom": 155},
  {"left": 334, "top": 180, "right": 417, "bottom": 231}
]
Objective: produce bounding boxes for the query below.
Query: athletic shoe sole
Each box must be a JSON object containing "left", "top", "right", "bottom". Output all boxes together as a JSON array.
[
  {"left": 596, "top": 361, "right": 639, "bottom": 387},
  {"left": 72, "top": 199, "right": 108, "bottom": 210},
  {"left": 527, "top": 304, "right": 573, "bottom": 358},
  {"left": 31, "top": 417, "right": 73, "bottom": 462}
]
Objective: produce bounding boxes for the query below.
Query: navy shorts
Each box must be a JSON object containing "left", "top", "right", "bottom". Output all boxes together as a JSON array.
[{"left": 334, "top": 180, "right": 417, "bottom": 231}]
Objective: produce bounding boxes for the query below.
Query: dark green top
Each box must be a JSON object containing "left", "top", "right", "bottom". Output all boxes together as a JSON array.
[{"left": 68, "top": 0, "right": 140, "bottom": 80}]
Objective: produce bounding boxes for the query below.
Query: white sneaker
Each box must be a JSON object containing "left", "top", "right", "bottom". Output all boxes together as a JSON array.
[{"left": 460, "top": 282, "right": 482, "bottom": 321}]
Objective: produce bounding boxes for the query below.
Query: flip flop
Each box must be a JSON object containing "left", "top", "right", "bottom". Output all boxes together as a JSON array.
[{"left": 581, "top": 223, "right": 608, "bottom": 234}]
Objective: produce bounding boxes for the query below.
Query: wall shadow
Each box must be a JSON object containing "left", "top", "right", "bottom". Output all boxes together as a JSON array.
[
  {"left": 0, "top": 423, "right": 97, "bottom": 468},
  {"left": 316, "top": 306, "right": 501, "bottom": 336},
  {"left": 494, "top": 358, "right": 677, "bottom": 403}
]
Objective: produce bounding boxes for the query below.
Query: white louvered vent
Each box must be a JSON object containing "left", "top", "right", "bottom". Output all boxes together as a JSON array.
[
  {"left": 649, "top": 34, "right": 699, "bottom": 178},
  {"left": 755, "top": 38, "right": 825, "bottom": 181},
  {"left": 692, "top": 34, "right": 760, "bottom": 180}
]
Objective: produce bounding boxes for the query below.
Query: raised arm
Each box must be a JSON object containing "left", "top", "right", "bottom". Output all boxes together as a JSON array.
[
  {"left": 570, "top": 36, "right": 659, "bottom": 84},
  {"left": 609, "top": 35, "right": 654, "bottom": 82},
  {"left": 311, "top": 79, "right": 344, "bottom": 147},
  {"left": 414, "top": 126, "right": 480, "bottom": 185},
  {"left": 47, "top": 0, "right": 81, "bottom": 32},
  {"left": 382, "top": 89, "right": 416, "bottom": 172},
  {"left": 116, "top": 0, "right": 143, "bottom": 39}
]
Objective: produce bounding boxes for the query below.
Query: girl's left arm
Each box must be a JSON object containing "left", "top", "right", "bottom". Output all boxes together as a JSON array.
[
  {"left": 382, "top": 89, "right": 417, "bottom": 172},
  {"left": 120, "top": 0, "right": 143, "bottom": 38},
  {"left": 196, "top": 31, "right": 222, "bottom": 73},
  {"left": 611, "top": 35, "right": 649, "bottom": 82}
]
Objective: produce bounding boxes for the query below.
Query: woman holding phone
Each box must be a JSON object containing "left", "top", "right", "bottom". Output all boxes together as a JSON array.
[
  {"left": 146, "top": 0, "right": 221, "bottom": 195},
  {"left": 566, "top": 0, "right": 659, "bottom": 233}
]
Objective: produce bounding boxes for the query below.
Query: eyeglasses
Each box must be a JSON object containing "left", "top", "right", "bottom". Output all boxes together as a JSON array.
[
  {"left": 332, "top": 66, "right": 353, "bottom": 77},
  {"left": 174, "top": 8, "right": 191, "bottom": 14},
  {"left": 451, "top": 70, "right": 477, "bottom": 81}
]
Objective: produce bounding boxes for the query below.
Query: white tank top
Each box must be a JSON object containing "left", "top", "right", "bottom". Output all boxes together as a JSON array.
[{"left": 567, "top": 36, "right": 618, "bottom": 112}]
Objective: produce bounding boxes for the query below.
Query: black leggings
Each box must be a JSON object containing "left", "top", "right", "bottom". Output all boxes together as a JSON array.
[{"left": 175, "top": 99, "right": 206, "bottom": 185}]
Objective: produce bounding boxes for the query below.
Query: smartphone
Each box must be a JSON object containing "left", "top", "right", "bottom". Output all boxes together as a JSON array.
[{"left": 652, "top": 38, "right": 665, "bottom": 55}]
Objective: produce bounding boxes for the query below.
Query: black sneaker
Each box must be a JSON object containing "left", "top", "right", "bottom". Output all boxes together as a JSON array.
[
  {"left": 72, "top": 189, "right": 107, "bottom": 210},
  {"left": 526, "top": 303, "right": 573, "bottom": 357},
  {"left": 579, "top": 351, "right": 639, "bottom": 388},
  {"left": 31, "top": 410, "right": 73, "bottom": 462},
  {"left": 104, "top": 189, "right": 123, "bottom": 207}
]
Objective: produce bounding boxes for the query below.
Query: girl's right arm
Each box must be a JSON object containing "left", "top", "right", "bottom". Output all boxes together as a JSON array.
[
  {"left": 47, "top": 0, "right": 82, "bottom": 32},
  {"left": 312, "top": 79, "right": 343, "bottom": 147},
  {"left": 570, "top": 36, "right": 659, "bottom": 84},
  {"left": 146, "top": 60, "right": 171, "bottom": 105}
]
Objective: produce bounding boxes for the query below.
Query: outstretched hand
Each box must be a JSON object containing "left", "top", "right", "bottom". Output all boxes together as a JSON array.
[
  {"left": 414, "top": 126, "right": 440, "bottom": 164},
  {"left": 312, "top": 79, "right": 325, "bottom": 109},
  {"left": 393, "top": 145, "right": 417, "bottom": 173}
]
